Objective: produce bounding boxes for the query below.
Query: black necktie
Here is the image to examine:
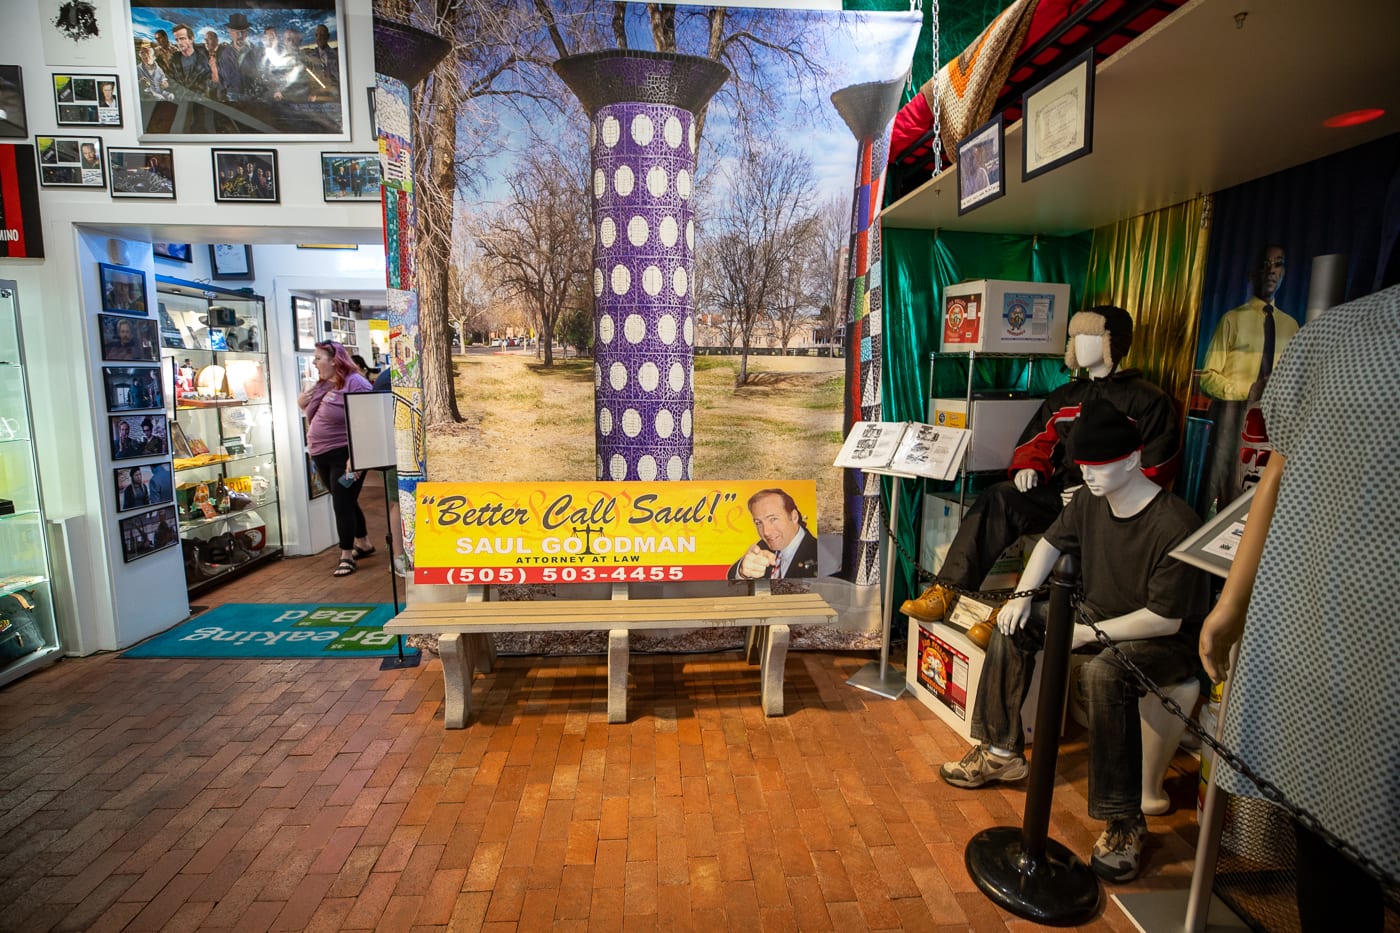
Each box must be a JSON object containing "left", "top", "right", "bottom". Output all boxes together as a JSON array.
[{"left": 1257, "top": 304, "right": 1275, "bottom": 382}]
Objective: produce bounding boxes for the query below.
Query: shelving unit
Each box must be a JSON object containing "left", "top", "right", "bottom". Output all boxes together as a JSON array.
[
  {"left": 157, "top": 276, "right": 284, "bottom": 596},
  {"left": 0, "top": 280, "right": 62, "bottom": 687}
]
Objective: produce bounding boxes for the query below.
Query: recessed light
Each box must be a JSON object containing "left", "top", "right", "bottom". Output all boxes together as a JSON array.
[{"left": 1324, "top": 109, "right": 1385, "bottom": 128}]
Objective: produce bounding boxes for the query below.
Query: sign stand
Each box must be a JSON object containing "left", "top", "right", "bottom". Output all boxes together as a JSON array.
[
  {"left": 346, "top": 390, "right": 418, "bottom": 670},
  {"left": 845, "top": 473, "right": 910, "bottom": 700}
]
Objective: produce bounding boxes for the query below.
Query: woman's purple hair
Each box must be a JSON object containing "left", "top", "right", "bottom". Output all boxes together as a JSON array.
[{"left": 315, "top": 340, "right": 359, "bottom": 387}]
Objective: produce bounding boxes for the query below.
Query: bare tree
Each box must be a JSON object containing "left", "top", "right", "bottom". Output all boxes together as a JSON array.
[
  {"left": 476, "top": 140, "right": 592, "bottom": 366},
  {"left": 699, "top": 138, "right": 817, "bottom": 384}
]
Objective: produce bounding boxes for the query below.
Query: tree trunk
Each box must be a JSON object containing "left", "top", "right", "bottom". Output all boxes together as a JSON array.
[{"left": 417, "top": 69, "right": 463, "bottom": 426}]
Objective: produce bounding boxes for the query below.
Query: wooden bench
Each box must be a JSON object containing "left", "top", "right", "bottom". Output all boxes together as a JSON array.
[{"left": 385, "top": 580, "right": 836, "bottom": 727}]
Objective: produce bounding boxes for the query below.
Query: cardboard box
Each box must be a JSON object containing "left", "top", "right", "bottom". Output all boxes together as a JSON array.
[
  {"left": 941, "top": 279, "right": 1071, "bottom": 354},
  {"left": 931, "top": 394, "right": 1044, "bottom": 471},
  {"left": 906, "top": 619, "right": 1051, "bottom": 747}
]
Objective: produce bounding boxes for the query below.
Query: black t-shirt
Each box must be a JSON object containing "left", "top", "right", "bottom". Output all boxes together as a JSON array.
[{"left": 1042, "top": 487, "right": 1210, "bottom": 633}]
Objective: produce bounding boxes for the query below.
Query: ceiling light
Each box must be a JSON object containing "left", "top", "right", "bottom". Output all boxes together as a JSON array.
[{"left": 1324, "top": 109, "right": 1385, "bottom": 128}]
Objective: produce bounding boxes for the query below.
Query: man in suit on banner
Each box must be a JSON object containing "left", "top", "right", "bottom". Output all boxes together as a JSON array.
[{"left": 728, "top": 488, "right": 819, "bottom": 580}]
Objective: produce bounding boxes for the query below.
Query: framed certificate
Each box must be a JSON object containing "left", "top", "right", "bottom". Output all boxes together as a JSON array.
[{"left": 1021, "top": 48, "right": 1096, "bottom": 183}]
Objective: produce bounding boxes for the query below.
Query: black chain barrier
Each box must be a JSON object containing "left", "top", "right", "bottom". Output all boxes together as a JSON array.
[{"left": 885, "top": 522, "right": 1399, "bottom": 896}]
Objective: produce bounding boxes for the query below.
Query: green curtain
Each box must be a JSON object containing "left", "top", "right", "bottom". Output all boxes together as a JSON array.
[{"left": 880, "top": 228, "right": 1092, "bottom": 610}]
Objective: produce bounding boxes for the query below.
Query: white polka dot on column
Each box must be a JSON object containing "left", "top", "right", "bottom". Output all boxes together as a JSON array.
[
  {"left": 683, "top": 315, "right": 694, "bottom": 344},
  {"left": 664, "top": 115, "right": 683, "bottom": 148},
  {"left": 601, "top": 115, "right": 620, "bottom": 147},
  {"left": 677, "top": 169, "right": 691, "bottom": 199},
  {"left": 638, "top": 455, "right": 657, "bottom": 481},
  {"left": 624, "top": 314, "right": 645, "bottom": 344},
  {"left": 638, "top": 362, "right": 658, "bottom": 391},
  {"left": 655, "top": 409, "right": 674, "bottom": 438},
  {"left": 631, "top": 113, "right": 654, "bottom": 146},
  {"left": 610, "top": 455, "right": 628, "bottom": 480},
  {"left": 668, "top": 362, "right": 684, "bottom": 391},
  {"left": 600, "top": 216, "right": 616, "bottom": 247},
  {"left": 686, "top": 219, "right": 694, "bottom": 249},
  {"left": 688, "top": 123, "right": 696, "bottom": 154},
  {"left": 657, "top": 315, "right": 677, "bottom": 345},
  {"left": 667, "top": 455, "right": 683, "bottom": 480},
  {"left": 681, "top": 410, "right": 692, "bottom": 437},
  {"left": 596, "top": 455, "right": 603, "bottom": 478},
  {"left": 622, "top": 409, "right": 642, "bottom": 437},
  {"left": 627, "top": 215, "right": 648, "bottom": 246},
  {"left": 673, "top": 267, "right": 688, "bottom": 297},
  {"left": 592, "top": 268, "right": 603, "bottom": 297},
  {"left": 593, "top": 169, "right": 605, "bottom": 198},
  {"left": 647, "top": 165, "right": 668, "bottom": 197},
  {"left": 599, "top": 407, "right": 613, "bottom": 435},
  {"left": 609, "top": 362, "right": 627, "bottom": 389},
  {"left": 659, "top": 216, "right": 678, "bottom": 248},
  {"left": 642, "top": 266, "right": 663, "bottom": 296},
  {"left": 599, "top": 314, "right": 615, "bottom": 344},
  {"left": 611, "top": 264, "right": 631, "bottom": 296},
  {"left": 614, "top": 165, "right": 634, "bottom": 197}
]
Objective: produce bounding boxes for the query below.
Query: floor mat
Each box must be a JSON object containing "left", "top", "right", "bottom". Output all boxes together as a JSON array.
[{"left": 122, "top": 603, "right": 419, "bottom": 659}]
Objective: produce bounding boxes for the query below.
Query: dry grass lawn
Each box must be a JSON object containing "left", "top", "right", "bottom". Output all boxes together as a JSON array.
[{"left": 426, "top": 349, "right": 849, "bottom": 534}]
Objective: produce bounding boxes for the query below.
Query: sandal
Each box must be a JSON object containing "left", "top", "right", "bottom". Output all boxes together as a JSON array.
[
  {"left": 333, "top": 557, "right": 356, "bottom": 577},
  {"left": 353, "top": 545, "right": 376, "bottom": 558}
]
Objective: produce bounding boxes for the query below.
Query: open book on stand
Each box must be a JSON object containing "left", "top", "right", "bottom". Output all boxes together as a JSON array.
[{"left": 833, "top": 421, "right": 971, "bottom": 481}]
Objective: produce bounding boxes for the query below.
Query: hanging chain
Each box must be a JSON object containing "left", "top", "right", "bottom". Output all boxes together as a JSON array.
[{"left": 926, "top": 0, "right": 942, "bottom": 176}]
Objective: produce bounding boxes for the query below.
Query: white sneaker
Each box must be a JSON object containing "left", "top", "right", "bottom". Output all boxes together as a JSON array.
[{"left": 393, "top": 554, "right": 411, "bottom": 578}]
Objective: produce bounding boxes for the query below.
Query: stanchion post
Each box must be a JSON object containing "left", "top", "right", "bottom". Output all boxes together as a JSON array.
[
  {"left": 846, "top": 476, "right": 907, "bottom": 699},
  {"left": 963, "top": 553, "right": 1100, "bottom": 925}
]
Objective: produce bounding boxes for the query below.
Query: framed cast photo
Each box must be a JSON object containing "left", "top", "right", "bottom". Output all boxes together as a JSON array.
[
  {"left": 211, "top": 148, "right": 278, "bottom": 203},
  {"left": 0, "top": 66, "right": 29, "bottom": 138},
  {"left": 957, "top": 114, "right": 1006, "bottom": 215},
  {"left": 98, "top": 312, "right": 160, "bottom": 363},
  {"left": 109, "top": 413, "right": 169, "bottom": 461},
  {"left": 1022, "top": 48, "right": 1096, "bottom": 183},
  {"left": 292, "top": 296, "right": 318, "bottom": 351},
  {"left": 320, "top": 152, "right": 381, "bottom": 201},
  {"left": 210, "top": 243, "right": 254, "bottom": 279},
  {"left": 170, "top": 420, "right": 193, "bottom": 459},
  {"left": 118, "top": 505, "right": 180, "bottom": 563},
  {"left": 98, "top": 262, "right": 149, "bottom": 315},
  {"left": 128, "top": 0, "right": 349, "bottom": 141},
  {"left": 113, "top": 462, "right": 174, "bottom": 513},
  {"left": 102, "top": 365, "right": 165, "bottom": 412},
  {"left": 107, "top": 146, "right": 175, "bottom": 199},
  {"left": 53, "top": 73, "right": 121, "bottom": 127},
  {"left": 153, "top": 242, "right": 192, "bottom": 262},
  {"left": 34, "top": 135, "right": 104, "bottom": 188}
]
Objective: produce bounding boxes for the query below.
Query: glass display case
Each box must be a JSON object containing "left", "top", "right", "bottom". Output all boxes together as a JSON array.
[
  {"left": 157, "top": 276, "right": 284, "bottom": 595},
  {"left": 0, "top": 280, "right": 62, "bottom": 687}
]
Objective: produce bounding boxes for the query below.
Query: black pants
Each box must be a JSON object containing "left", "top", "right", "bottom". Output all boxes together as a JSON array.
[
  {"left": 312, "top": 446, "right": 367, "bottom": 551},
  {"left": 1294, "top": 820, "right": 1384, "bottom": 932},
  {"left": 939, "top": 480, "right": 1063, "bottom": 589}
]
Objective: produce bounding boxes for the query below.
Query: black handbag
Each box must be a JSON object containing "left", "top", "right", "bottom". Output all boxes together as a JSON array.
[{"left": 0, "top": 592, "right": 43, "bottom": 661}]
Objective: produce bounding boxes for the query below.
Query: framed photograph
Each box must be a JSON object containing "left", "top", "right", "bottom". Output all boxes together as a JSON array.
[
  {"left": 0, "top": 66, "right": 29, "bottom": 138},
  {"left": 109, "top": 413, "right": 168, "bottom": 461},
  {"left": 53, "top": 73, "right": 121, "bottom": 127},
  {"left": 128, "top": 0, "right": 349, "bottom": 141},
  {"left": 107, "top": 146, "right": 175, "bottom": 199},
  {"left": 98, "top": 313, "right": 160, "bottom": 363},
  {"left": 211, "top": 148, "right": 278, "bottom": 203},
  {"left": 0, "top": 145, "right": 43, "bottom": 258},
  {"left": 209, "top": 243, "right": 254, "bottom": 279},
  {"left": 292, "top": 296, "right": 319, "bottom": 351},
  {"left": 102, "top": 365, "right": 164, "bottom": 412},
  {"left": 366, "top": 86, "right": 377, "bottom": 138},
  {"left": 98, "top": 262, "right": 149, "bottom": 315},
  {"left": 307, "top": 453, "right": 329, "bottom": 499},
  {"left": 114, "top": 462, "right": 174, "bottom": 513},
  {"left": 1022, "top": 48, "right": 1096, "bottom": 183},
  {"left": 957, "top": 115, "right": 1006, "bottom": 215},
  {"left": 118, "top": 505, "right": 180, "bottom": 563},
  {"left": 170, "top": 420, "right": 192, "bottom": 459},
  {"left": 320, "top": 152, "right": 381, "bottom": 201},
  {"left": 153, "top": 242, "right": 192, "bottom": 262},
  {"left": 34, "top": 134, "right": 104, "bottom": 188}
]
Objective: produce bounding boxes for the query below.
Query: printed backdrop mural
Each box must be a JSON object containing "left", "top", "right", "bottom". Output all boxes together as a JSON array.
[{"left": 372, "top": 1, "right": 922, "bottom": 607}]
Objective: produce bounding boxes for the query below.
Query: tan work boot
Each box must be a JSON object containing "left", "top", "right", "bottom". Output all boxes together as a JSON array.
[{"left": 901, "top": 583, "right": 954, "bottom": 621}]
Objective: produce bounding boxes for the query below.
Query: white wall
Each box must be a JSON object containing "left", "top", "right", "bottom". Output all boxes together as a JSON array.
[{"left": 1, "top": 0, "right": 386, "bottom": 652}]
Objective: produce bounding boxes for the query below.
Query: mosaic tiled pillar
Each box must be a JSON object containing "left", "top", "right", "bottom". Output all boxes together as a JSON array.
[
  {"left": 554, "top": 51, "right": 729, "bottom": 481},
  {"left": 831, "top": 77, "right": 906, "bottom": 584}
]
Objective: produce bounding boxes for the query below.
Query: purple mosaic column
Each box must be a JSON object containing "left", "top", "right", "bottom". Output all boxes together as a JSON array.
[{"left": 554, "top": 51, "right": 728, "bottom": 481}]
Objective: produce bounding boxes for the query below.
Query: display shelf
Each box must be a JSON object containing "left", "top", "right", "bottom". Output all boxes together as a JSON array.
[
  {"left": 0, "top": 435, "right": 34, "bottom": 445},
  {"left": 0, "top": 509, "right": 41, "bottom": 522},
  {"left": 0, "top": 575, "right": 47, "bottom": 600},
  {"left": 186, "top": 547, "right": 283, "bottom": 599},
  {"left": 158, "top": 275, "right": 284, "bottom": 592}
]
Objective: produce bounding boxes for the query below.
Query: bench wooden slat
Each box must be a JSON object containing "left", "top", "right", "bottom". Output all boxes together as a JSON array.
[{"left": 386, "top": 595, "right": 836, "bottom": 635}]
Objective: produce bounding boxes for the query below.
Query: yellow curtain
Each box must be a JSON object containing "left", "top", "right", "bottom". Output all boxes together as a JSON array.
[{"left": 1083, "top": 196, "right": 1212, "bottom": 411}]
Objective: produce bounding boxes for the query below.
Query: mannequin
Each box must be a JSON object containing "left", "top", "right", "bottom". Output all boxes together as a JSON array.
[
  {"left": 938, "top": 399, "right": 1209, "bottom": 884},
  {"left": 903, "top": 306, "right": 1180, "bottom": 640}
]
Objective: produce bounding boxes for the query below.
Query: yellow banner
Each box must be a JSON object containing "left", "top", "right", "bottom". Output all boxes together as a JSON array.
[{"left": 414, "top": 480, "right": 818, "bottom": 585}]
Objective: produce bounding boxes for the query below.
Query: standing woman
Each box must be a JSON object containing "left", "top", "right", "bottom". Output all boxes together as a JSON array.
[{"left": 299, "top": 340, "right": 375, "bottom": 576}]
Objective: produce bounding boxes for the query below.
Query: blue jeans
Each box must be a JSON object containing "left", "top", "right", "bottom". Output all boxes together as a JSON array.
[{"left": 970, "top": 616, "right": 1201, "bottom": 821}]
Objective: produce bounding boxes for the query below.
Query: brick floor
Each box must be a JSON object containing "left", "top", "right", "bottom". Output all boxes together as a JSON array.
[{"left": 0, "top": 480, "right": 1209, "bottom": 930}]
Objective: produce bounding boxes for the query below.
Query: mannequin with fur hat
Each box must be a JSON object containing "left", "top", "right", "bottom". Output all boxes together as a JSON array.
[{"left": 902, "top": 306, "right": 1181, "bottom": 639}]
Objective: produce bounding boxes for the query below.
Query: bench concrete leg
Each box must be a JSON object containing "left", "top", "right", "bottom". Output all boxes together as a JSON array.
[
  {"left": 439, "top": 634, "right": 472, "bottom": 728},
  {"left": 470, "top": 634, "right": 497, "bottom": 674},
  {"left": 608, "top": 629, "right": 629, "bottom": 724},
  {"left": 760, "top": 624, "right": 790, "bottom": 716}
]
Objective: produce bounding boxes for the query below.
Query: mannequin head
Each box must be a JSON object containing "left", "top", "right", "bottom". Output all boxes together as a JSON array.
[
  {"left": 1065, "top": 306, "right": 1134, "bottom": 376},
  {"left": 1078, "top": 450, "right": 1143, "bottom": 497},
  {"left": 1072, "top": 333, "right": 1110, "bottom": 378}
]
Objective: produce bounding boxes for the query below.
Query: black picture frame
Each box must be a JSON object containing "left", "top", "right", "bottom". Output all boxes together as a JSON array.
[
  {"left": 109, "top": 413, "right": 169, "bottom": 461},
  {"left": 0, "top": 66, "right": 29, "bottom": 139},
  {"left": 113, "top": 462, "right": 174, "bottom": 513},
  {"left": 956, "top": 114, "right": 1006, "bottom": 216},
  {"left": 98, "top": 262, "right": 149, "bottom": 315},
  {"left": 320, "top": 151, "right": 381, "bottom": 201},
  {"left": 153, "top": 242, "right": 192, "bottom": 262},
  {"left": 307, "top": 453, "right": 329, "bottom": 499},
  {"left": 102, "top": 365, "right": 165, "bottom": 412},
  {"left": 1021, "top": 48, "right": 1096, "bottom": 183},
  {"left": 118, "top": 504, "right": 179, "bottom": 563},
  {"left": 209, "top": 244, "right": 254, "bottom": 279},
  {"left": 170, "top": 420, "right": 192, "bottom": 459},
  {"left": 292, "top": 296, "right": 319, "bottom": 352},
  {"left": 34, "top": 134, "right": 105, "bottom": 188},
  {"left": 366, "top": 86, "right": 377, "bottom": 138},
  {"left": 210, "top": 148, "right": 279, "bottom": 203},
  {"left": 52, "top": 73, "right": 121, "bottom": 128},
  {"left": 107, "top": 146, "right": 175, "bottom": 199},
  {"left": 98, "top": 313, "right": 160, "bottom": 362}
]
